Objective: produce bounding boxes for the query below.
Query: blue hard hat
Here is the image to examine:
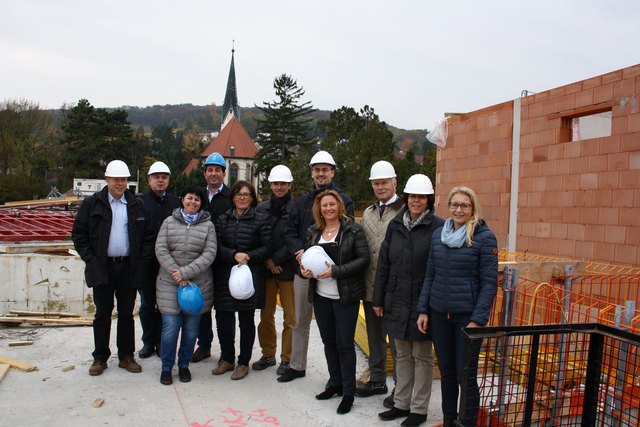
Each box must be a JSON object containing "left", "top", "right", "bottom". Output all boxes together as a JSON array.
[
  {"left": 204, "top": 152, "right": 226, "bottom": 169},
  {"left": 177, "top": 282, "right": 204, "bottom": 315}
]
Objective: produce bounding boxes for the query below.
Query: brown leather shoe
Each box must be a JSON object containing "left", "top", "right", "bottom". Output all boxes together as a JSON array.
[
  {"left": 211, "top": 359, "right": 235, "bottom": 375},
  {"left": 230, "top": 364, "right": 249, "bottom": 380},
  {"left": 89, "top": 359, "right": 108, "bottom": 376},
  {"left": 118, "top": 355, "right": 142, "bottom": 373}
]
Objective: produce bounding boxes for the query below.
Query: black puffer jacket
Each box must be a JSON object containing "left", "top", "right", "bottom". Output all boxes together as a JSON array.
[
  {"left": 417, "top": 219, "right": 498, "bottom": 326},
  {"left": 213, "top": 207, "right": 273, "bottom": 311},
  {"left": 72, "top": 187, "right": 155, "bottom": 288},
  {"left": 256, "top": 195, "right": 296, "bottom": 280},
  {"left": 304, "top": 219, "right": 370, "bottom": 305},
  {"left": 372, "top": 208, "right": 444, "bottom": 341}
]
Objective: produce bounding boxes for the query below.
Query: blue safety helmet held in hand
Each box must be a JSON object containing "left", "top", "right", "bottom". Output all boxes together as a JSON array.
[
  {"left": 204, "top": 152, "right": 226, "bottom": 170},
  {"left": 177, "top": 282, "right": 204, "bottom": 315}
]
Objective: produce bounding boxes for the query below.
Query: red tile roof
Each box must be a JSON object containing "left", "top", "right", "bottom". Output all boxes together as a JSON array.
[{"left": 201, "top": 117, "right": 257, "bottom": 159}]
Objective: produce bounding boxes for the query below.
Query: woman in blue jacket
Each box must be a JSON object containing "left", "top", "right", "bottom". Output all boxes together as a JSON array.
[{"left": 417, "top": 186, "right": 498, "bottom": 427}]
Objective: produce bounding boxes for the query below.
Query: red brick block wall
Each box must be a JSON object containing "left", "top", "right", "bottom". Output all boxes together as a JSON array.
[{"left": 436, "top": 64, "right": 640, "bottom": 266}]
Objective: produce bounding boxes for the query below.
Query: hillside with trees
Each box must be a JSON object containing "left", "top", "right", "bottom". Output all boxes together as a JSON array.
[{"left": 1, "top": 98, "right": 435, "bottom": 204}]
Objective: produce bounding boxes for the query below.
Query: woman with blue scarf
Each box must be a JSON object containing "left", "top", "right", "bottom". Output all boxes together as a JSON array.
[
  {"left": 416, "top": 186, "right": 498, "bottom": 427},
  {"left": 155, "top": 186, "right": 217, "bottom": 385}
]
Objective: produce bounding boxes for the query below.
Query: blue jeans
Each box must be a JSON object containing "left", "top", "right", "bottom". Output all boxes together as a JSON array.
[{"left": 160, "top": 313, "right": 201, "bottom": 371}]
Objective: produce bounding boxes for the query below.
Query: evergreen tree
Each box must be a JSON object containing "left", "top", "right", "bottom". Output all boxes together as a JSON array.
[
  {"left": 321, "top": 105, "right": 395, "bottom": 201},
  {"left": 254, "top": 74, "right": 315, "bottom": 188},
  {"left": 59, "top": 99, "right": 139, "bottom": 187}
]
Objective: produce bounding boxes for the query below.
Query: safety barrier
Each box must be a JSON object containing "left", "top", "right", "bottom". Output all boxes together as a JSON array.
[{"left": 461, "top": 323, "right": 640, "bottom": 427}]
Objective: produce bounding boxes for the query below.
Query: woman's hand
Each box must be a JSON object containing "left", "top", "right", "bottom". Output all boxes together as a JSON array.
[
  {"left": 466, "top": 321, "right": 480, "bottom": 328},
  {"left": 171, "top": 269, "right": 182, "bottom": 284},
  {"left": 179, "top": 280, "right": 190, "bottom": 288},
  {"left": 315, "top": 262, "right": 332, "bottom": 279},
  {"left": 234, "top": 252, "right": 250, "bottom": 265},
  {"left": 299, "top": 265, "right": 313, "bottom": 279},
  {"left": 373, "top": 306, "right": 384, "bottom": 317},
  {"left": 417, "top": 313, "right": 429, "bottom": 334}
]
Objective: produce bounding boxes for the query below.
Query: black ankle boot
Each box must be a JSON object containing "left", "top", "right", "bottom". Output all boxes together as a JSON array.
[
  {"left": 315, "top": 385, "right": 343, "bottom": 400},
  {"left": 336, "top": 395, "right": 354, "bottom": 414}
]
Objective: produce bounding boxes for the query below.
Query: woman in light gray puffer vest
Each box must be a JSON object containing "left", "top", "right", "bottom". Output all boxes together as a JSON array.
[{"left": 155, "top": 186, "right": 217, "bottom": 385}]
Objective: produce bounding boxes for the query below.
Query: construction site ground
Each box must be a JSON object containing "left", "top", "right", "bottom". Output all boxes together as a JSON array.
[{"left": 0, "top": 307, "right": 444, "bottom": 427}]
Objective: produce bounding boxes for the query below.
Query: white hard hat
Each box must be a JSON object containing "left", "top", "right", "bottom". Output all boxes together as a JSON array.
[
  {"left": 309, "top": 151, "right": 336, "bottom": 167},
  {"left": 148, "top": 161, "right": 171, "bottom": 176},
  {"left": 300, "top": 246, "right": 335, "bottom": 283},
  {"left": 369, "top": 160, "right": 396, "bottom": 180},
  {"left": 403, "top": 174, "right": 434, "bottom": 195},
  {"left": 268, "top": 165, "right": 294, "bottom": 182},
  {"left": 105, "top": 160, "right": 131, "bottom": 178},
  {"left": 229, "top": 264, "right": 255, "bottom": 300}
]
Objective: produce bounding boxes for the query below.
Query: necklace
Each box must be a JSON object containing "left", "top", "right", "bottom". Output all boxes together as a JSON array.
[{"left": 324, "top": 226, "right": 338, "bottom": 236}]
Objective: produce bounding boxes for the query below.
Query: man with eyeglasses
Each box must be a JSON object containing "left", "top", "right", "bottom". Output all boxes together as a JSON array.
[{"left": 279, "top": 150, "right": 354, "bottom": 383}]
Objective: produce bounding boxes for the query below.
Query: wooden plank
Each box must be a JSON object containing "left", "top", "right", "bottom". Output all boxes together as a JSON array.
[
  {"left": 9, "top": 310, "right": 82, "bottom": 318},
  {"left": 0, "top": 356, "right": 37, "bottom": 372},
  {"left": 0, "top": 364, "right": 10, "bottom": 382},
  {"left": 0, "top": 316, "right": 92, "bottom": 326},
  {"left": 8, "top": 341, "right": 33, "bottom": 347}
]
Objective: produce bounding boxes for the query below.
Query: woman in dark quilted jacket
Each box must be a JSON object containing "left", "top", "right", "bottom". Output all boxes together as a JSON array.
[
  {"left": 211, "top": 181, "right": 273, "bottom": 381},
  {"left": 417, "top": 186, "right": 498, "bottom": 427}
]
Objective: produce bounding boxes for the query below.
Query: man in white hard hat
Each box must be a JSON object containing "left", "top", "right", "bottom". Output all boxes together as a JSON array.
[
  {"left": 72, "top": 160, "right": 155, "bottom": 376},
  {"left": 253, "top": 165, "right": 297, "bottom": 375},
  {"left": 279, "top": 151, "right": 354, "bottom": 382},
  {"left": 137, "top": 161, "right": 181, "bottom": 358},
  {"left": 357, "top": 160, "right": 403, "bottom": 405},
  {"left": 192, "top": 152, "right": 233, "bottom": 363}
]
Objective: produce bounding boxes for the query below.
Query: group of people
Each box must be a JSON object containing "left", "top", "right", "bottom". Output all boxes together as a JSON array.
[{"left": 72, "top": 150, "right": 498, "bottom": 427}]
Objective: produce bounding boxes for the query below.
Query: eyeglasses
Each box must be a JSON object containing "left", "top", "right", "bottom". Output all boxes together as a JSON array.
[
  {"left": 235, "top": 192, "right": 252, "bottom": 199},
  {"left": 312, "top": 167, "right": 332, "bottom": 174},
  {"left": 449, "top": 202, "right": 472, "bottom": 212}
]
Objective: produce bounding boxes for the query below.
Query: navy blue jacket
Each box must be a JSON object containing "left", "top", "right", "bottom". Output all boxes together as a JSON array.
[{"left": 417, "top": 220, "right": 498, "bottom": 326}]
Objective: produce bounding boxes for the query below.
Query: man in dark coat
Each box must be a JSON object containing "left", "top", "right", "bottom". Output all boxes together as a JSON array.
[
  {"left": 192, "top": 152, "right": 232, "bottom": 362},
  {"left": 72, "top": 160, "right": 155, "bottom": 376},
  {"left": 136, "top": 161, "right": 180, "bottom": 358}
]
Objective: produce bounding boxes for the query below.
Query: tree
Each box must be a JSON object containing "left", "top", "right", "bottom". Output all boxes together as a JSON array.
[
  {"left": 0, "top": 99, "right": 57, "bottom": 203},
  {"left": 254, "top": 74, "right": 316, "bottom": 188},
  {"left": 321, "top": 105, "right": 395, "bottom": 201},
  {"left": 59, "top": 99, "right": 141, "bottom": 187}
]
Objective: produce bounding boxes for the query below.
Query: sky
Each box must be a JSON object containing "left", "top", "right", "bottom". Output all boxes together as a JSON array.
[{"left": 1, "top": 0, "right": 639, "bottom": 130}]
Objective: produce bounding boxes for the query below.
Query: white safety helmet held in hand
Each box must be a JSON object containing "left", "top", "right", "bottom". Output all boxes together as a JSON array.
[
  {"left": 105, "top": 160, "right": 131, "bottom": 178},
  {"left": 309, "top": 151, "right": 336, "bottom": 167},
  {"left": 300, "top": 246, "right": 335, "bottom": 283},
  {"left": 229, "top": 264, "right": 255, "bottom": 300},
  {"left": 403, "top": 174, "right": 434, "bottom": 195},
  {"left": 369, "top": 160, "right": 396, "bottom": 180},
  {"left": 268, "top": 165, "right": 294, "bottom": 182},
  {"left": 147, "top": 161, "right": 171, "bottom": 176}
]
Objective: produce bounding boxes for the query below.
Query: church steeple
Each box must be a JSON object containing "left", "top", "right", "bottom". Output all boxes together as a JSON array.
[{"left": 221, "top": 43, "right": 239, "bottom": 125}]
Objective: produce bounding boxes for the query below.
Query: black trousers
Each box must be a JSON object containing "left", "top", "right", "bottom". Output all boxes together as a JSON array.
[
  {"left": 92, "top": 261, "right": 137, "bottom": 361},
  {"left": 216, "top": 309, "right": 255, "bottom": 366}
]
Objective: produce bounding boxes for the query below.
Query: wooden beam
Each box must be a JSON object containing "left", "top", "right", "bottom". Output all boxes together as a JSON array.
[
  {"left": 0, "top": 316, "right": 92, "bottom": 326},
  {"left": 0, "top": 364, "right": 10, "bottom": 382},
  {"left": 9, "top": 310, "right": 82, "bottom": 318},
  {"left": 0, "top": 356, "right": 37, "bottom": 372}
]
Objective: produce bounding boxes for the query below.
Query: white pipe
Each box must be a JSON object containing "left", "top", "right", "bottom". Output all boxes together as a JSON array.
[{"left": 508, "top": 98, "right": 521, "bottom": 251}]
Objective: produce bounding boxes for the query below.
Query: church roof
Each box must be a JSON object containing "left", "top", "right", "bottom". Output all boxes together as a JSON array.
[{"left": 201, "top": 116, "right": 257, "bottom": 160}]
